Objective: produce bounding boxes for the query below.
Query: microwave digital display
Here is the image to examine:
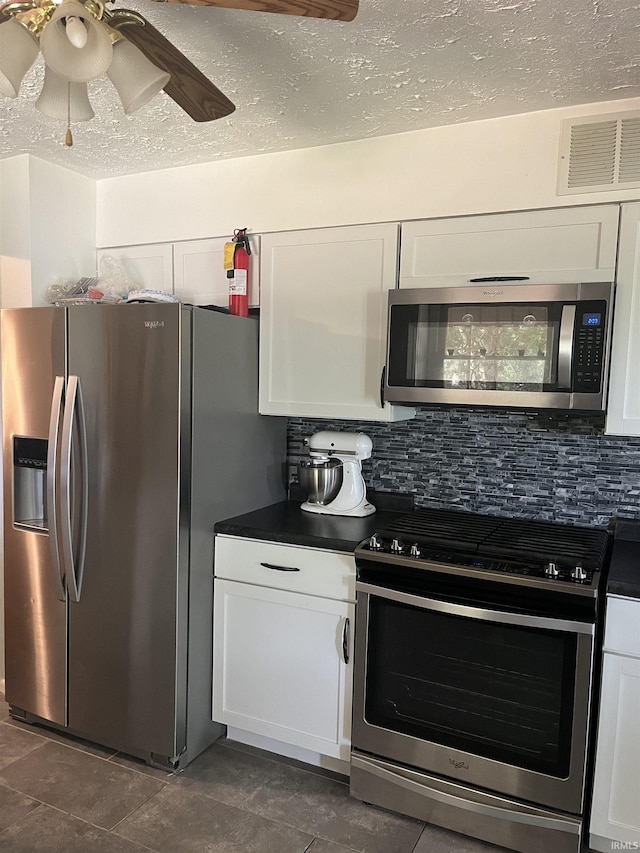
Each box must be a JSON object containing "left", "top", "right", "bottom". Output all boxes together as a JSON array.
[{"left": 583, "top": 313, "right": 601, "bottom": 326}]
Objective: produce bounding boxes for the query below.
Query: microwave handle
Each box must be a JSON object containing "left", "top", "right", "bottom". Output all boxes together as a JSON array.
[
  {"left": 558, "top": 304, "right": 576, "bottom": 390},
  {"left": 468, "top": 275, "right": 530, "bottom": 283},
  {"left": 380, "top": 366, "right": 386, "bottom": 408}
]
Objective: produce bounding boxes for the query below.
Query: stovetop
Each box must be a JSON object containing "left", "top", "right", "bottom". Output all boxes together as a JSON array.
[{"left": 355, "top": 507, "right": 611, "bottom": 595}]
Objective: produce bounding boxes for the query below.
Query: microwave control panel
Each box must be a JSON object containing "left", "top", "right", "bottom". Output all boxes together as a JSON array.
[{"left": 573, "top": 301, "right": 606, "bottom": 392}]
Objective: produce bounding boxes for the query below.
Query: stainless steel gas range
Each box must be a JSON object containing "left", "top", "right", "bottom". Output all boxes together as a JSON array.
[{"left": 350, "top": 508, "right": 611, "bottom": 853}]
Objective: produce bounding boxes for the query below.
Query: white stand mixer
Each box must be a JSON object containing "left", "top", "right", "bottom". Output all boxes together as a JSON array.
[{"left": 300, "top": 431, "right": 375, "bottom": 517}]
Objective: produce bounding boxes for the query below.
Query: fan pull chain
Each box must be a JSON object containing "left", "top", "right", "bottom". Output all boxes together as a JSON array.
[{"left": 65, "top": 82, "right": 73, "bottom": 147}]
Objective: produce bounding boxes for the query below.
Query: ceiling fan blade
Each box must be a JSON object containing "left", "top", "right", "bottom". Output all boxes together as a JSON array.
[
  {"left": 149, "top": 0, "right": 358, "bottom": 22},
  {"left": 108, "top": 10, "right": 235, "bottom": 121}
]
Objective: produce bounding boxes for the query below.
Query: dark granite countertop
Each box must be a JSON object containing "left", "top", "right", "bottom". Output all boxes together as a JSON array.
[
  {"left": 214, "top": 499, "right": 409, "bottom": 553},
  {"left": 607, "top": 520, "right": 640, "bottom": 599}
]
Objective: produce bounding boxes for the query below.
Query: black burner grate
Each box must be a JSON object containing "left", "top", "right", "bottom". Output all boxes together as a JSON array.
[{"left": 379, "top": 508, "right": 609, "bottom": 570}]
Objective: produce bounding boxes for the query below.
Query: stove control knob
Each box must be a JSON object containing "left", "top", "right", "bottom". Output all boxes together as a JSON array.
[
  {"left": 390, "top": 538, "right": 404, "bottom": 554},
  {"left": 545, "top": 561, "right": 560, "bottom": 578},
  {"left": 409, "top": 543, "right": 421, "bottom": 558},
  {"left": 368, "top": 534, "right": 383, "bottom": 551},
  {"left": 571, "top": 564, "right": 587, "bottom": 582}
]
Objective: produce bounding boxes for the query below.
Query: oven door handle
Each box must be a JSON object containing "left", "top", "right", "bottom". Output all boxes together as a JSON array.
[
  {"left": 356, "top": 582, "right": 595, "bottom": 635},
  {"left": 351, "top": 753, "right": 581, "bottom": 835}
]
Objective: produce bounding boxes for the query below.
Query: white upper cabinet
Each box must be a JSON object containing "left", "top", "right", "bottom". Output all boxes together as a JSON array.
[
  {"left": 259, "top": 224, "right": 414, "bottom": 421},
  {"left": 606, "top": 203, "right": 640, "bottom": 436},
  {"left": 96, "top": 243, "right": 174, "bottom": 293},
  {"left": 400, "top": 206, "right": 620, "bottom": 288},
  {"left": 173, "top": 237, "right": 260, "bottom": 307},
  {"left": 97, "top": 237, "right": 260, "bottom": 307}
]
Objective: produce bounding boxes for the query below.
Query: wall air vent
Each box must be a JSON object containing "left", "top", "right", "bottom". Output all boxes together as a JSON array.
[{"left": 558, "top": 111, "right": 640, "bottom": 195}]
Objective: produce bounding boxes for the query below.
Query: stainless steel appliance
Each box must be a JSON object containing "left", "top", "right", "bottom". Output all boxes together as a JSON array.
[
  {"left": 299, "top": 431, "right": 375, "bottom": 517},
  {"left": 1, "top": 303, "right": 285, "bottom": 769},
  {"left": 384, "top": 282, "right": 613, "bottom": 411},
  {"left": 351, "top": 508, "right": 610, "bottom": 853}
]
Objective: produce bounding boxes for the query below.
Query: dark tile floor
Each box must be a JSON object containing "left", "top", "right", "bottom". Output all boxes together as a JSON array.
[{"left": 0, "top": 688, "right": 507, "bottom": 853}]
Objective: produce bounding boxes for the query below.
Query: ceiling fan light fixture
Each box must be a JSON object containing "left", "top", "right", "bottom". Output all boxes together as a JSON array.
[
  {"left": 107, "top": 37, "right": 170, "bottom": 114},
  {"left": 40, "top": 1, "right": 113, "bottom": 83},
  {"left": 0, "top": 17, "right": 39, "bottom": 98},
  {"left": 35, "top": 66, "right": 95, "bottom": 120}
]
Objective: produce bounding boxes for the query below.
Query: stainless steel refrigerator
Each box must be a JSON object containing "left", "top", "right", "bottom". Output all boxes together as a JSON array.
[{"left": 1, "top": 303, "right": 285, "bottom": 769}]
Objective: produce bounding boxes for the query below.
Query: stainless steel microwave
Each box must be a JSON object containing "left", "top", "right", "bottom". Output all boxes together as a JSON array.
[{"left": 384, "top": 282, "right": 614, "bottom": 411}]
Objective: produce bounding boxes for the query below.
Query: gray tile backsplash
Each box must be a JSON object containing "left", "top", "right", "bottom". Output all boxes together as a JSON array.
[{"left": 288, "top": 408, "right": 640, "bottom": 527}]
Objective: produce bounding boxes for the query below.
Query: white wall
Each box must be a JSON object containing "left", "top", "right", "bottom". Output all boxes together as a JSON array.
[
  {"left": 0, "top": 156, "right": 96, "bottom": 680},
  {"left": 0, "top": 155, "right": 32, "bottom": 308},
  {"left": 28, "top": 156, "right": 96, "bottom": 305},
  {"left": 97, "top": 97, "right": 640, "bottom": 247},
  {"left": 0, "top": 155, "right": 96, "bottom": 306}
]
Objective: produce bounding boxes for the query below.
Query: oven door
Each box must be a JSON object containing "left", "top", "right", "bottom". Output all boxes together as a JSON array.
[
  {"left": 352, "top": 581, "right": 596, "bottom": 814},
  {"left": 384, "top": 283, "right": 611, "bottom": 410}
]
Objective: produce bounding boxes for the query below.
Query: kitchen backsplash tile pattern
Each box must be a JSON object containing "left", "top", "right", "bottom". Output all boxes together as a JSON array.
[{"left": 288, "top": 409, "right": 640, "bottom": 527}]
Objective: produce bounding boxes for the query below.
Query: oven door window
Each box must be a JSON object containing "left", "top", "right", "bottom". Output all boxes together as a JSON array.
[
  {"left": 364, "top": 595, "right": 577, "bottom": 777},
  {"left": 387, "top": 302, "right": 563, "bottom": 392}
]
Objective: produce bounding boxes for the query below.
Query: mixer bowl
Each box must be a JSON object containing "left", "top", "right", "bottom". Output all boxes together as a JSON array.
[{"left": 299, "top": 458, "right": 343, "bottom": 505}]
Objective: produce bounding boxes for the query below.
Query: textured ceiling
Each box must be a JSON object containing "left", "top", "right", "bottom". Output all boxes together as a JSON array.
[{"left": 0, "top": 0, "right": 639, "bottom": 179}]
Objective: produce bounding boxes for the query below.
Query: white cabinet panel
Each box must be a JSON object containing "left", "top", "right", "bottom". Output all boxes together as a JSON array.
[
  {"left": 604, "top": 596, "right": 640, "bottom": 656},
  {"left": 213, "top": 579, "right": 354, "bottom": 760},
  {"left": 606, "top": 203, "right": 640, "bottom": 436},
  {"left": 96, "top": 244, "right": 173, "bottom": 293},
  {"left": 590, "top": 651, "right": 640, "bottom": 851},
  {"left": 214, "top": 535, "right": 355, "bottom": 600},
  {"left": 173, "top": 237, "right": 260, "bottom": 308},
  {"left": 400, "top": 206, "right": 620, "bottom": 288},
  {"left": 259, "top": 224, "right": 414, "bottom": 421}
]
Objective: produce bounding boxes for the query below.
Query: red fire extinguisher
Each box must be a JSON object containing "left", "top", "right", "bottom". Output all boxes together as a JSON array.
[{"left": 227, "top": 228, "right": 251, "bottom": 317}]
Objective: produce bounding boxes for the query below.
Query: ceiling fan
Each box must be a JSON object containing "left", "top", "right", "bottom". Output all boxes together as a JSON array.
[{"left": 0, "top": 0, "right": 358, "bottom": 129}]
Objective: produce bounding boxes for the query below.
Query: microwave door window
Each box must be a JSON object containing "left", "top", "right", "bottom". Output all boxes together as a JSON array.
[
  {"left": 388, "top": 305, "right": 451, "bottom": 387},
  {"left": 444, "top": 305, "right": 560, "bottom": 392},
  {"left": 389, "top": 303, "right": 563, "bottom": 392}
]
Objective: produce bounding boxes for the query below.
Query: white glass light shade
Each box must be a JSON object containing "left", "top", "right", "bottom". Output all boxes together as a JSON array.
[
  {"left": 35, "top": 67, "right": 95, "bottom": 121},
  {"left": 40, "top": 1, "right": 113, "bottom": 83},
  {"left": 107, "top": 39, "right": 170, "bottom": 114},
  {"left": 0, "top": 19, "right": 39, "bottom": 98}
]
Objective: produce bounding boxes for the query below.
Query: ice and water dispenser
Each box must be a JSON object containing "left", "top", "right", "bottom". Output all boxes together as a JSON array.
[{"left": 13, "top": 436, "right": 48, "bottom": 529}]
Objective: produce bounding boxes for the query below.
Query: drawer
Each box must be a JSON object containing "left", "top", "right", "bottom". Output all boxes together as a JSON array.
[
  {"left": 604, "top": 596, "right": 640, "bottom": 657},
  {"left": 214, "top": 535, "right": 356, "bottom": 601}
]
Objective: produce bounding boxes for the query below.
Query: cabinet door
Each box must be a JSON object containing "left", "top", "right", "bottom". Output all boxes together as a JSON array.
[
  {"left": 589, "top": 652, "right": 640, "bottom": 850},
  {"left": 96, "top": 244, "right": 174, "bottom": 293},
  {"left": 173, "top": 237, "right": 260, "bottom": 307},
  {"left": 606, "top": 203, "right": 640, "bottom": 436},
  {"left": 259, "top": 224, "right": 414, "bottom": 421},
  {"left": 213, "top": 580, "right": 354, "bottom": 761},
  {"left": 400, "top": 206, "right": 620, "bottom": 288}
]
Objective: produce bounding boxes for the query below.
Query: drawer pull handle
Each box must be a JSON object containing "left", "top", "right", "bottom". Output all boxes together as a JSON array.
[
  {"left": 260, "top": 562, "right": 301, "bottom": 572},
  {"left": 342, "top": 617, "right": 350, "bottom": 664}
]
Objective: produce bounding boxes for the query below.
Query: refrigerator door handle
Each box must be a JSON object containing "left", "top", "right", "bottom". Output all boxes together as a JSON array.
[
  {"left": 60, "top": 375, "right": 89, "bottom": 603},
  {"left": 46, "top": 376, "right": 66, "bottom": 601}
]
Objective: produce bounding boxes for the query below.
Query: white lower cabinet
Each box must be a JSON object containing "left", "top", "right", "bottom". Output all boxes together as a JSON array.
[
  {"left": 213, "top": 536, "right": 355, "bottom": 763},
  {"left": 589, "top": 597, "right": 640, "bottom": 851}
]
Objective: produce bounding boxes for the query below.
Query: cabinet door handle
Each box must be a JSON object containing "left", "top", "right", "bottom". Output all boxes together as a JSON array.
[
  {"left": 380, "top": 366, "right": 386, "bottom": 408},
  {"left": 260, "top": 562, "right": 301, "bottom": 572},
  {"left": 342, "top": 617, "right": 350, "bottom": 664}
]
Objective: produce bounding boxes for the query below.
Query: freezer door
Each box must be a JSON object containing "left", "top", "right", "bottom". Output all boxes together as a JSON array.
[
  {"left": 66, "top": 304, "right": 188, "bottom": 761},
  {"left": 1, "top": 307, "right": 67, "bottom": 725}
]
